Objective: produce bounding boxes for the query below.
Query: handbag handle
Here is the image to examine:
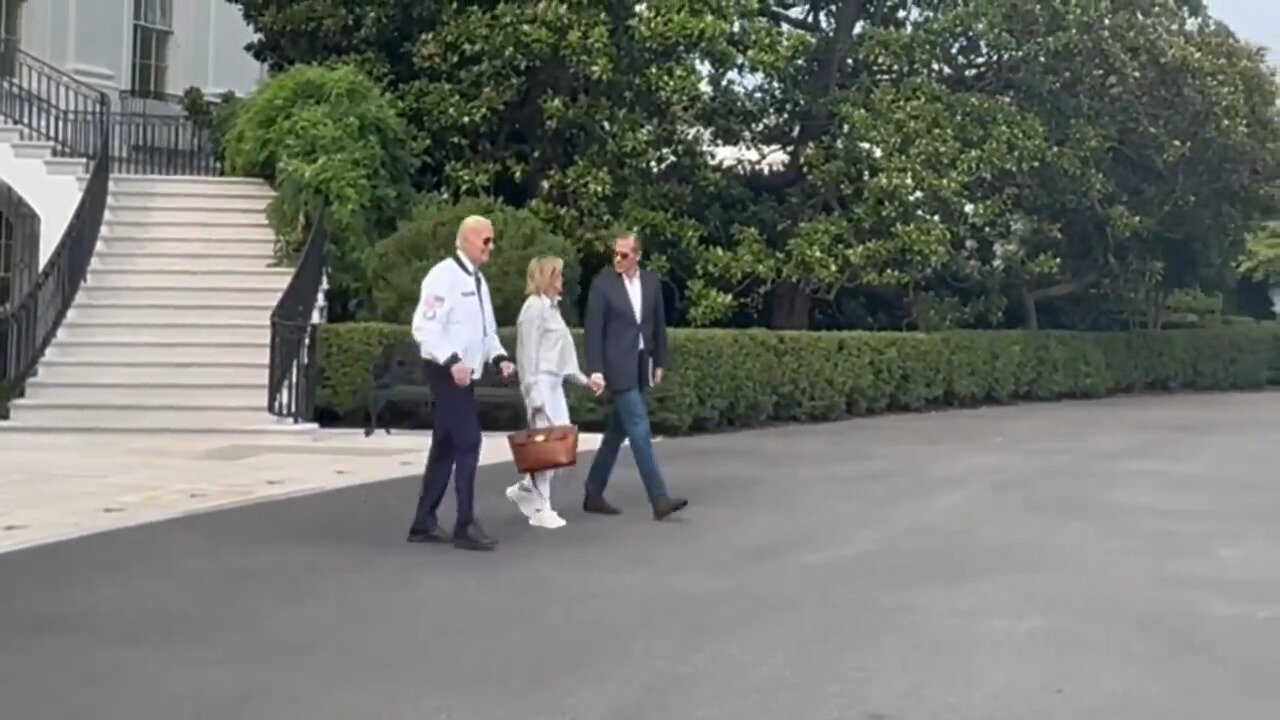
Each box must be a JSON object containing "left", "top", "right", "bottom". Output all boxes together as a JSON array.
[{"left": 526, "top": 406, "right": 551, "bottom": 429}]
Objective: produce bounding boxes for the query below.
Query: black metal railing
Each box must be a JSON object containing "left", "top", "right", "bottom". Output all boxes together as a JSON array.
[
  {"left": 268, "top": 205, "right": 329, "bottom": 422},
  {"left": 109, "top": 112, "right": 220, "bottom": 176},
  {"left": 0, "top": 179, "right": 41, "bottom": 310},
  {"left": 119, "top": 89, "right": 226, "bottom": 115},
  {"left": 0, "top": 38, "right": 106, "bottom": 160},
  {"left": 119, "top": 89, "right": 187, "bottom": 115},
  {"left": 0, "top": 117, "right": 109, "bottom": 406}
]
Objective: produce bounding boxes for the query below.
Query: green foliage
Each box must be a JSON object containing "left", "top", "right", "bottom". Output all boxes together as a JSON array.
[
  {"left": 228, "top": 0, "right": 1280, "bottom": 331},
  {"left": 1271, "top": 325, "right": 1280, "bottom": 385},
  {"left": 1238, "top": 223, "right": 1280, "bottom": 283},
  {"left": 363, "top": 195, "right": 580, "bottom": 328},
  {"left": 316, "top": 323, "right": 1280, "bottom": 434},
  {"left": 180, "top": 86, "right": 243, "bottom": 169},
  {"left": 221, "top": 63, "right": 416, "bottom": 318}
]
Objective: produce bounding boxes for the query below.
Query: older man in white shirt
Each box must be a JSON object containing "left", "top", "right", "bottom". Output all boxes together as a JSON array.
[{"left": 407, "top": 215, "right": 514, "bottom": 551}]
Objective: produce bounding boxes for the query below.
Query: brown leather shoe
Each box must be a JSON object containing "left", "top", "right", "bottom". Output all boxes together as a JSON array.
[
  {"left": 653, "top": 496, "right": 689, "bottom": 521},
  {"left": 583, "top": 495, "right": 621, "bottom": 515}
]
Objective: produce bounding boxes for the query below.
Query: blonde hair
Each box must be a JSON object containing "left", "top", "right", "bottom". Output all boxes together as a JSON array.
[{"left": 525, "top": 256, "right": 564, "bottom": 296}]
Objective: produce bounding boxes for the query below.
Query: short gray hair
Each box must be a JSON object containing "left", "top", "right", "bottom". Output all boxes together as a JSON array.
[
  {"left": 613, "top": 232, "right": 641, "bottom": 253},
  {"left": 456, "top": 215, "right": 492, "bottom": 248}
]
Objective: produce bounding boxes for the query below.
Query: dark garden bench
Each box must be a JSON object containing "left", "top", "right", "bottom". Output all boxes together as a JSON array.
[{"left": 363, "top": 341, "right": 523, "bottom": 436}]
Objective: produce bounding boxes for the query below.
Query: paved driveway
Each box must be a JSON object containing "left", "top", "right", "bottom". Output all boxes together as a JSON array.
[{"left": 3, "top": 391, "right": 1279, "bottom": 720}]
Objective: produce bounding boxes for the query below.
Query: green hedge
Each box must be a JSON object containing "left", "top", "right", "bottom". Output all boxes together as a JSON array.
[{"left": 318, "top": 323, "right": 1280, "bottom": 435}]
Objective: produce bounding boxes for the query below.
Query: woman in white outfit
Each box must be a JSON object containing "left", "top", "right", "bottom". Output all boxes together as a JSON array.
[{"left": 509, "top": 256, "right": 601, "bottom": 528}]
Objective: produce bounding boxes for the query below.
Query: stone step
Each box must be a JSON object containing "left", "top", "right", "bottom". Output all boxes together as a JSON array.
[
  {"left": 0, "top": 125, "right": 23, "bottom": 142},
  {"left": 97, "top": 236, "right": 277, "bottom": 255},
  {"left": 100, "top": 220, "right": 275, "bottom": 240},
  {"left": 91, "top": 175, "right": 273, "bottom": 195},
  {"left": 10, "top": 139, "right": 54, "bottom": 159},
  {"left": 68, "top": 301, "right": 275, "bottom": 324},
  {"left": 77, "top": 284, "right": 283, "bottom": 305},
  {"left": 45, "top": 157, "right": 87, "bottom": 176},
  {"left": 86, "top": 267, "right": 292, "bottom": 287},
  {"left": 0, "top": 420, "right": 317, "bottom": 433},
  {"left": 45, "top": 339, "right": 269, "bottom": 364},
  {"left": 21, "top": 380, "right": 265, "bottom": 405},
  {"left": 58, "top": 320, "right": 270, "bottom": 344},
  {"left": 33, "top": 359, "right": 266, "bottom": 384},
  {"left": 105, "top": 190, "right": 273, "bottom": 210},
  {"left": 7, "top": 400, "right": 275, "bottom": 429},
  {"left": 92, "top": 249, "right": 279, "bottom": 271},
  {"left": 105, "top": 205, "right": 269, "bottom": 225}
]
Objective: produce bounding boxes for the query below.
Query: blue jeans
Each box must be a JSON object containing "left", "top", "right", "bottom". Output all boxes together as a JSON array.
[{"left": 584, "top": 387, "right": 670, "bottom": 505}]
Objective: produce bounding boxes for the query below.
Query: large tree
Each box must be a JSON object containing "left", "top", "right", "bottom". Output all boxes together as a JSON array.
[
  {"left": 227, "top": 0, "right": 1280, "bottom": 331},
  {"left": 228, "top": 0, "right": 760, "bottom": 301}
]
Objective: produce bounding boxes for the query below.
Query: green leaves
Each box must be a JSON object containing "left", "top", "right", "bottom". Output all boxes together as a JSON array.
[
  {"left": 364, "top": 195, "right": 581, "bottom": 328},
  {"left": 221, "top": 63, "right": 416, "bottom": 319},
  {"left": 1238, "top": 224, "right": 1280, "bottom": 284},
  {"left": 316, "top": 323, "right": 1280, "bottom": 430},
  {"left": 228, "top": 0, "right": 1280, "bottom": 330}
]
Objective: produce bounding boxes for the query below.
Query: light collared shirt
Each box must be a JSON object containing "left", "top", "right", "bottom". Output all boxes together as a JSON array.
[
  {"left": 622, "top": 270, "right": 644, "bottom": 350},
  {"left": 411, "top": 252, "right": 508, "bottom": 380}
]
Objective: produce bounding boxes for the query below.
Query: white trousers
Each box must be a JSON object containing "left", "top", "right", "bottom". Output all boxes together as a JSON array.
[{"left": 523, "top": 373, "right": 570, "bottom": 511}]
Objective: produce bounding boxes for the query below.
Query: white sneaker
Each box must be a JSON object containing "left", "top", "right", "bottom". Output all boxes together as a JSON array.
[
  {"left": 505, "top": 482, "right": 540, "bottom": 519},
  {"left": 530, "top": 510, "right": 567, "bottom": 529}
]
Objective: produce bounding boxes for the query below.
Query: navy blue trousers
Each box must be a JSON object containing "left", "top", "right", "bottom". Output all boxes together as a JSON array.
[{"left": 410, "top": 365, "right": 482, "bottom": 533}]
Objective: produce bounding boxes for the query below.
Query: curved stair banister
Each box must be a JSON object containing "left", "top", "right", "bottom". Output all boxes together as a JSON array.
[
  {"left": 0, "top": 38, "right": 107, "bottom": 161},
  {"left": 268, "top": 202, "right": 329, "bottom": 423},
  {"left": 0, "top": 42, "right": 110, "bottom": 410}
]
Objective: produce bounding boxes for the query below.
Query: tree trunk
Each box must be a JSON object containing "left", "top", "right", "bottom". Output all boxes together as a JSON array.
[
  {"left": 1020, "top": 286, "right": 1039, "bottom": 330},
  {"left": 768, "top": 282, "right": 811, "bottom": 329}
]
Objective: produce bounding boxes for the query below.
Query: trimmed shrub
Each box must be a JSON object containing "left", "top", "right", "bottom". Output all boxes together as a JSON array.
[
  {"left": 364, "top": 196, "right": 580, "bottom": 328},
  {"left": 316, "top": 323, "right": 1280, "bottom": 435},
  {"left": 1271, "top": 324, "right": 1280, "bottom": 385}
]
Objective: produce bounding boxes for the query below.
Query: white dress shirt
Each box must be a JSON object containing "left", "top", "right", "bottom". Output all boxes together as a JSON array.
[{"left": 622, "top": 271, "right": 644, "bottom": 350}]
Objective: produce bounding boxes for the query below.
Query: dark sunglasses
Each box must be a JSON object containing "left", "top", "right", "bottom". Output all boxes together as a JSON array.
[
  {"left": 614, "top": 250, "right": 633, "bottom": 260},
  {"left": 481, "top": 236, "right": 493, "bottom": 248}
]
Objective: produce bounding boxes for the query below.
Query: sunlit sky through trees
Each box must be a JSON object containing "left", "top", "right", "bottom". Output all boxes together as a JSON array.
[{"left": 1207, "top": 0, "right": 1278, "bottom": 67}]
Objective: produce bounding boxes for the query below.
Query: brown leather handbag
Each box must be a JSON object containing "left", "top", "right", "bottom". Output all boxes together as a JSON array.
[{"left": 507, "top": 411, "right": 579, "bottom": 474}]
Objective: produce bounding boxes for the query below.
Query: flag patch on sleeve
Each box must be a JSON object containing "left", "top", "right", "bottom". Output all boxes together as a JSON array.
[{"left": 422, "top": 295, "right": 445, "bottom": 320}]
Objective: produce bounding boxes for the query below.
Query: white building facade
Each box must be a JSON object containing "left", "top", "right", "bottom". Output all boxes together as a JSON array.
[{"left": 2, "top": 0, "right": 266, "bottom": 104}]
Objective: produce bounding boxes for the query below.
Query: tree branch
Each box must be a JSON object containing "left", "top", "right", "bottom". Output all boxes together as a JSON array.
[
  {"left": 764, "top": 6, "right": 823, "bottom": 34},
  {"left": 1028, "top": 271, "right": 1099, "bottom": 301}
]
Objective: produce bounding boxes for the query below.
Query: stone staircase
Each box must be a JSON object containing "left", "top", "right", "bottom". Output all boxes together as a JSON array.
[{"left": 4, "top": 175, "right": 303, "bottom": 431}]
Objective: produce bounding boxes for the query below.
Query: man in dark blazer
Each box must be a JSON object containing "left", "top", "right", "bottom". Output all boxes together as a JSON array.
[{"left": 582, "top": 232, "right": 689, "bottom": 520}]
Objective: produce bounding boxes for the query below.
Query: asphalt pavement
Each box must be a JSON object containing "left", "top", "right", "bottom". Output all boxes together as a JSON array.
[{"left": 3, "top": 391, "right": 1280, "bottom": 720}]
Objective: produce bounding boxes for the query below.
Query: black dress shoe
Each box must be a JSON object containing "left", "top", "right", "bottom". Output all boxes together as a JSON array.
[
  {"left": 407, "top": 526, "right": 450, "bottom": 544},
  {"left": 653, "top": 496, "right": 689, "bottom": 521},
  {"left": 583, "top": 494, "right": 621, "bottom": 515},
  {"left": 453, "top": 521, "right": 497, "bottom": 551}
]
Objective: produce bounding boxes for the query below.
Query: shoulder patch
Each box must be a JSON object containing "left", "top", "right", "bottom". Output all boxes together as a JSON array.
[{"left": 421, "top": 294, "right": 447, "bottom": 320}]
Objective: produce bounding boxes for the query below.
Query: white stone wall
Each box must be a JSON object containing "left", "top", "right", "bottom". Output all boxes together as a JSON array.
[{"left": 18, "top": 0, "right": 266, "bottom": 101}]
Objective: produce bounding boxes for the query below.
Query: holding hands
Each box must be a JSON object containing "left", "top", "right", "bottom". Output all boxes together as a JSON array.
[{"left": 588, "top": 373, "right": 606, "bottom": 396}]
